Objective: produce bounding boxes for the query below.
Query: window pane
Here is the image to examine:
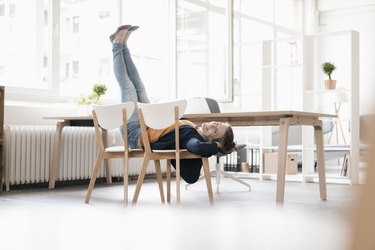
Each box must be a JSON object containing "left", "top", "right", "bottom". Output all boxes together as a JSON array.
[
  {"left": 59, "top": 0, "right": 119, "bottom": 100},
  {"left": 233, "top": 0, "right": 302, "bottom": 111},
  {"left": 122, "top": 0, "right": 171, "bottom": 102},
  {"left": 275, "top": 0, "right": 302, "bottom": 37},
  {"left": 176, "top": 0, "right": 229, "bottom": 100},
  {"left": 0, "top": 0, "right": 49, "bottom": 89}
]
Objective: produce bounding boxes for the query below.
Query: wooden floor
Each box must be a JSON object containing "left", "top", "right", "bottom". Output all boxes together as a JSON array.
[{"left": 0, "top": 177, "right": 362, "bottom": 250}]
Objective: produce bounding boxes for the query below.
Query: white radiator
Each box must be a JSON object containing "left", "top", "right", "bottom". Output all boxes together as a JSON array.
[{"left": 4, "top": 125, "right": 158, "bottom": 190}]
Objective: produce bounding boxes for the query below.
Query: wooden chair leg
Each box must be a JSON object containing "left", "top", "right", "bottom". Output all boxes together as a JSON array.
[
  {"left": 123, "top": 156, "right": 129, "bottom": 206},
  {"left": 154, "top": 160, "right": 165, "bottom": 203},
  {"left": 132, "top": 157, "right": 150, "bottom": 204},
  {"left": 85, "top": 154, "right": 104, "bottom": 203},
  {"left": 0, "top": 169, "right": 2, "bottom": 194},
  {"left": 202, "top": 157, "right": 214, "bottom": 205},
  {"left": 0, "top": 145, "right": 3, "bottom": 194},
  {"left": 176, "top": 157, "right": 181, "bottom": 204},
  {"left": 166, "top": 159, "right": 171, "bottom": 202}
]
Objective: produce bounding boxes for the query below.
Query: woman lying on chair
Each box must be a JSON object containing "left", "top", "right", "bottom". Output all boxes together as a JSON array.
[{"left": 111, "top": 25, "right": 236, "bottom": 184}]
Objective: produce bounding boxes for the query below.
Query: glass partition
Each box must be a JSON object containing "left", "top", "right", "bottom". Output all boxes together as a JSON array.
[{"left": 176, "top": 0, "right": 232, "bottom": 101}]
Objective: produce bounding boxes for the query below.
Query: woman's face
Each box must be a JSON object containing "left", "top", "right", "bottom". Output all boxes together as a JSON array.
[{"left": 199, "top": 121, "right": 229, "bottom": 141}]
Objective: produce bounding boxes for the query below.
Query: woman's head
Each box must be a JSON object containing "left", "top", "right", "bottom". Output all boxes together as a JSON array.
[
  {"left": 198, "top": 121, "right": 236, "bottom": 153},
  {"left": 216, "top": 125, "right": 236, "bottom": 153}
]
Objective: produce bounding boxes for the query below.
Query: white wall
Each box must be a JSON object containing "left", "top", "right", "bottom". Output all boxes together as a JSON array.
[{"left": 317, "top": 0, "right": 375, "bottom": 114}]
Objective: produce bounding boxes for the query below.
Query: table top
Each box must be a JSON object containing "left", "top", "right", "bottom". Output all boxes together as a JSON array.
[
  {"left": 44, "top": 115, "right": 93, "bottom": 121},
  {"left": 44, "top": 110, "right": 336, "bottom": 122},
  {"left": 182, "top": 110, "right": 336, "bottom": 119}
]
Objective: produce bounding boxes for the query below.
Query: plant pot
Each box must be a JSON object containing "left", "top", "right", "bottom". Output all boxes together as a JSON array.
[{"left": 324, "top": 79, "right": 336, "bottom": 90}]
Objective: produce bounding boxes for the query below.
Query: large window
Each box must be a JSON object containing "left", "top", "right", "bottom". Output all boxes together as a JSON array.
[
  {"left": 1, "top": 0, "right": 303, "bottom": 106},
  {"left": 1, "top": 0, "right": 171, "bottom": 103},
  {"left": 59, "top": 0, "right": 119, "bottom": 100},
  {"left": 0, "top": 0, "right": 49, "bottom": 90}
]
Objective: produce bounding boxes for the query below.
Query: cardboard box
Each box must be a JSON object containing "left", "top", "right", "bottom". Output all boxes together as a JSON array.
[{"left": 263, "top": 153, "right": 298, "bottom": 175}]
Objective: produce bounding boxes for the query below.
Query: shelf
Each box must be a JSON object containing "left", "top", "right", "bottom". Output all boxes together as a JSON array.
[
  {"left": 261, "top": 145, "right": 350, "bottom": 152},
  {"left": 305, "top": 88, "right": 350, "bottom": 94},
  {"left": 226, "top": 171, "right": 352, "bottom": 184},
  {"left": 304, "top": 174, "right": 351, "bottom": 184},
  {"left": 262, "top": 63, "right": 302, "bottom": 69}
]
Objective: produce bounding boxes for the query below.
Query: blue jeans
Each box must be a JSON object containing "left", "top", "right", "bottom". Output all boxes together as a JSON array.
[{"left": 112, "top": 43, "right": 150, "bottom": 148}]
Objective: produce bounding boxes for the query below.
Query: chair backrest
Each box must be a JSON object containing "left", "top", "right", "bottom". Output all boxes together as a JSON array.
[
  {"left": 185, "top": 97, "right": 220, "bottom": 114},
  {"left": 93, "top": 102, "right": 135, "bottom": 130},
  {"left": 205, "top": 97, "right": 221, "bottom": 113},
  {"left": 138, "top": 99, "right": 187, "bottom": 129}
]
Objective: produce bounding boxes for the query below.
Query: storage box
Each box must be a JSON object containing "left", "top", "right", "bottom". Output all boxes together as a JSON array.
[{"left": 263, "top": 153, "right": 298, "bottom": 175}]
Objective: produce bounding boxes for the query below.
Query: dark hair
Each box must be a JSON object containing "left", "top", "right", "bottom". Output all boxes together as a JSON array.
[{"left": 216, "top": 125, "right": 236, "bottom": 154}]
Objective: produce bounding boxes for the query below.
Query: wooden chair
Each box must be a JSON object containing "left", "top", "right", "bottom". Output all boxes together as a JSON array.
[
  {"left": 85, "top": 102, "right": 144, "bottom": 205},
  {"left": 132, "top": 99, "right": 214, "bottom": 205}
]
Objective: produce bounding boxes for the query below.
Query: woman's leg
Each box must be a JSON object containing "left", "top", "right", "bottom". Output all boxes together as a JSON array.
[
  {"left": 122, "top": 44, "right": 150, "bottom": 103},
  {"left": 112, "top": 43, "right": 139, "bottom": 122},
  {"left": 113, "top": 43, "right": 142, "bottom": 148}
]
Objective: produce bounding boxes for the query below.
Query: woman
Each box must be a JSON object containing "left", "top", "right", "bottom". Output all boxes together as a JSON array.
[{"left": 111, "top": 25, "right": 236, "bottom": 183}]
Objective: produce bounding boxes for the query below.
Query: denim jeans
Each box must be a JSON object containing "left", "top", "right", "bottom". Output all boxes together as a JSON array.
[{"left": 112, "top": 43, "right": 150, "bottom": 148}]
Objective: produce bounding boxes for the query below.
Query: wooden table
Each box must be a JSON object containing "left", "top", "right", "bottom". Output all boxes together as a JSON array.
[
  {"left": 183, "top": 110, "right": 336, "bottom": 205},
  {"left": 46, "top": 110, "right": 335, "bottom": 204},
  {"left": 44, "top": 116, "right": 114, "bottom": 189}
]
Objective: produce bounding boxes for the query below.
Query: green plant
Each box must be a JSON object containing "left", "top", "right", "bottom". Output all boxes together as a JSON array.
[
  {"left": 321, "top": 62, "right": 336, "bottom": 80},
  {"left": 78, "top": 83, "right": 107, "bottom": 105}
]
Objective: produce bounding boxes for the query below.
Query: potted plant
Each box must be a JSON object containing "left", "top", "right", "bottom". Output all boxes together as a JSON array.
[
  {"left": 77, "top": 83, "right": 107, "bottom": 115},
  {"left": 321, "top": 62, "right": 336, "bottom": 90},
  {"left": 78, "top": 83, "right": 107, "bottom": 105}
]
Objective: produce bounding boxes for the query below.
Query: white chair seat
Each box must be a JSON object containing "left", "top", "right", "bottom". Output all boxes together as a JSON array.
[
  {"left": 152, "top": 149, "right": 188, "bottom": 153},
  {"left": 105, "top": 146, "right": 143, "bottom": 153}
]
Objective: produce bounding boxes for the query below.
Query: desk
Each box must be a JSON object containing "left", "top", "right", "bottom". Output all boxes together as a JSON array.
[
  {"left": 44, "top": 116, "right": 113, "bottom": 189},
  {"left": 46, "top": 111, "right": 335, "bottom": 204},
  {"left": 183, "top": 111, "right": 336, "bottom": 205}
]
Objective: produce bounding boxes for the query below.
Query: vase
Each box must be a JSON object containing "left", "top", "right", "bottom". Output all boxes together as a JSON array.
[{"left": 324, "top": 80, "right": 336, "bottom": 90}]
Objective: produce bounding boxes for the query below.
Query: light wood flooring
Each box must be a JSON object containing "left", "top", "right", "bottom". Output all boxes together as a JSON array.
[{"left": 0, "top": 177, "right": 362, "bottom": 250}]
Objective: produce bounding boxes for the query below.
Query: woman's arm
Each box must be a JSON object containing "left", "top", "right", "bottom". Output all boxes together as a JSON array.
[{"left": 186, "top": 137, "right": 219, "bottom": 157}]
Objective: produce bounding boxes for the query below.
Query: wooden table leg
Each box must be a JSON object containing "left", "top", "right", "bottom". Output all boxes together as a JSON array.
[
  {"left": 314, "top": 120, "right": 327, "bottom": 200},
  {"left": 49, "top": 121, "right": 68, "bottom": 189},
  {"left": 276, "top": 118, "right": 290, "bottom": 205}
]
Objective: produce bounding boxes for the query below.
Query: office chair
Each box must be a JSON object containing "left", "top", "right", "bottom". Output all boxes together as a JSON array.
[{"left": 185, "top": 97, "right": 251, "bottom": 193}]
